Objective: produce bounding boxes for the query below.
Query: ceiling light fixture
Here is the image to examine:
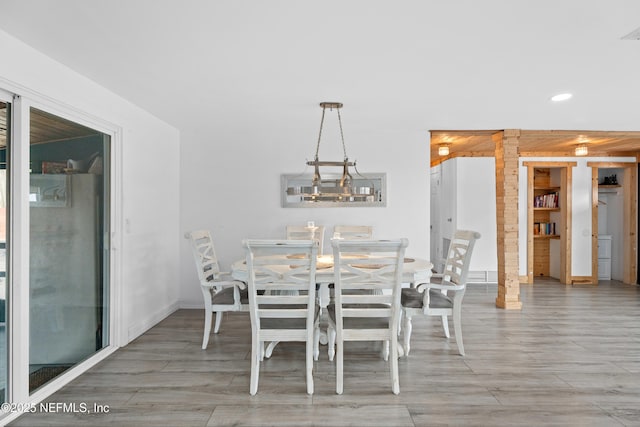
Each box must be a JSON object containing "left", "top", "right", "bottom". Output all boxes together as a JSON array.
[
  {"left": 438, "top": 144, "right": 450, "bottom": 156},
  {"left": 551, "top": 93, "right": 573, "bottom": 102},
  {"left": 574, "top": 144, "right": 588, "bottom": 156},
  {"left": 285, "top": 102, "right": 378, "bottom": 203},
  {"left": 309, "top": 102, "right": 352, "bottom": 193}
]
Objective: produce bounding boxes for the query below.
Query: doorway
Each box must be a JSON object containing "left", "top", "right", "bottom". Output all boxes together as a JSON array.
[
  {"left": 589, "top": 162, "right": 637, "bottom": 284},
  {"left": 524, "top": 162, "right": 574, "bottom": 284}
]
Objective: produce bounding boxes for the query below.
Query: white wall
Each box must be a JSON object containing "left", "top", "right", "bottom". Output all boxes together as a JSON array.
[
  {"left": 455, "top": 157, "right": 498, "bottom": 274},
  {"left": 430, "top": 157, "right": 498, "bottom": 280},
  {"left": 0, "top": 29, "right": 181, "bottom": 344},
  {"left": 572, "top": 162, "right": 595, "bottom": 277},
  {"left": 179, "top": 126, "right": 431, "bottom": 307}
]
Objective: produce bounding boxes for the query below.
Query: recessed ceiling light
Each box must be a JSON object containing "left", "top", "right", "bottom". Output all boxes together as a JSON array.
[
  {"left": 438, "top": 144, "right": 450, "bottom": 156},
  {"left": 577, "top": 135, "right": 589, "bottom": 143},
  {"left": 574, "top": 144, "right": 588, "bottom": 156},
  {"left": 551, "top": 93, "right": 573, "bottom": 102}
]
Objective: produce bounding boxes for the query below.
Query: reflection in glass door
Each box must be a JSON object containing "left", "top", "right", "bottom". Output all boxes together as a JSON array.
[
  {"left": 28, "top": 107, "right": 110, "bottom": 392},
  {"left": 0, "top": 98, "right": 10, "bottom": 403}
]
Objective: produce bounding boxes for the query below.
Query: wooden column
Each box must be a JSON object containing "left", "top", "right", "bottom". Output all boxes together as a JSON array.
[
  {"left": 623, "top": 165, "right": 637, "bottom": 284},
  {"left": 494, "top": 130, "right": 522, "bottom": 309}
]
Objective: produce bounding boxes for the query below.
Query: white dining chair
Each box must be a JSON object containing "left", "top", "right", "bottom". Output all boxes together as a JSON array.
[
  {"left": 326, "top": 238, "right": 408, "bottom": 395},
  {"left": 286, "top": 224, "right": 325, "bottom": 255},
  {"left": 332, "top": 225, "right": 373, "bottom": 240},
  {"left": 185, "top": 230, "right": 248, "bottom": 350},
  {"left": 401, "top": 230, "right": 480, "bottom": 356},
  {"left": 243, "top": 239, "right": 320, "bottom": 395}
]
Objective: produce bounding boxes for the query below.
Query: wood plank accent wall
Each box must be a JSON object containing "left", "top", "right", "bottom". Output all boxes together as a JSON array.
[
  {"left": 560, "top": 166, "right": 572, "bottom": 284},
  {"left": 533, "top": 239, "right": 550, "bottom": 277},
  {"left": 494, "top": 130, "right": 522, "bottom": 309},
  {"left": 623, "top": 166, "right": 638, "bottom": 283},
  {"left": 590, "top": 166, "right": 599, "bottom": 284}
]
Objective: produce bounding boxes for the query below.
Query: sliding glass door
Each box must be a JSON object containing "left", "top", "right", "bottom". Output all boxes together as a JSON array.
[
  {"left": 0, "top": 87, "right": 116, "bottom": 425},
  {"left": 28, "top": 107, "right": 110, "bottom": 392}
]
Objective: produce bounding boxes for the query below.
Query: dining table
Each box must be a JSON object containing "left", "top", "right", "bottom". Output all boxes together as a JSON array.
[
  {"left": 230, "top": 254, "right": 433, "bottom": 309},
  {"left": 231, "top": 253, "right": 433, "bottom": 356}
]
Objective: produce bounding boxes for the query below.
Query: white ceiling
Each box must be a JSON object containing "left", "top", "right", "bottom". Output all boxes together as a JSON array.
[{"left": 1, "top": 0, "right": 640, "bottom": 139}]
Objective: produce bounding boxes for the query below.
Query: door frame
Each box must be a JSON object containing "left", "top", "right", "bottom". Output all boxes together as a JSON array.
[
  {"left": 524, "top": 161, "right": 575, "bottom": 284},
  {"left": 0, "top": 81, "right": 123, "bottom": 421},
  {"left": 588, "top": 162, "right": 637, "bottom": 284}
]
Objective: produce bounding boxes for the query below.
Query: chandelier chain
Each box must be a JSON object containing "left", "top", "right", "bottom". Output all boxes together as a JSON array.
[
  {"left": 314, "top": 104, "right": 348, "bottom": 161},
  {"left": 337, "top": 108, "right": 348, "bottom": 161},
  {"left": 314, "top": 106, "right": 326, "bottom": 160}
]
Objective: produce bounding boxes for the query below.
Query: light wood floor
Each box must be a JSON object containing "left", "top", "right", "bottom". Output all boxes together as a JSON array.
[{"left": 9, "top": 279, "right": 640, "bottom": 426}]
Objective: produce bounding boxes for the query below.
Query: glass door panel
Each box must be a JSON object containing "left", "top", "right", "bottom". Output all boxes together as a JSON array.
[
  {"left": 28, "top": 107, "right": 109, "bottom": 393},
  {"left": 0, "top": 99, "right": 10, "bottom": 403}
]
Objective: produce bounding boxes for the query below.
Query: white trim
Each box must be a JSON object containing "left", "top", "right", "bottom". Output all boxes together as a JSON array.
[
  {"left": 108, "top": 126, "right": 125, "bottom": 348},
  {"left": 0, "top": 77, "right": 119, "bottom": 137},
  {"left": 0, "top": 346, "right": 117, "bottom": 425},
  {"left": 9, "top": 94, "right": 31, "bottom": 406},
  {"left": 466, "top": 270, "right": 498, "bottom": 284},
  {"left": 179, "top": 300, "right": 206, "bottom": 309},
  {"left": 127, "top": 303, "right": 180, "bottom": 343},
  {"left": 0, "top": 88, "right": 13, "bottom": 102}
]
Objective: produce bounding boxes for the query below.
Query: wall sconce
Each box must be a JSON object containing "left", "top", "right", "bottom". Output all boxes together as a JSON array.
[
  {"left": 574, "top": 144, "right": 588, "bottom": 156},
  {"left": 438, "top": 144, "right": 450, "bottom": 156}
]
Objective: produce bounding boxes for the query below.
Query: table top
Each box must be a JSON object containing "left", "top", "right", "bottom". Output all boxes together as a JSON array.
[{"left": 231, "top": 255, "right": 433, "bottom": 284}]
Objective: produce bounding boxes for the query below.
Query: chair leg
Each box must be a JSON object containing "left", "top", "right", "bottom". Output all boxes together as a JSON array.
[
  {"left": 402, "top": 313, "right": 413, "bottom": 356},
  {"left": 265, "top": 341, "right": 279, "bottom": 358},
  {"left": 453, "top": 306, "right": 465, "bottom": 356},
  {"left": 306, "top": 337, "right": 314, "bottom": 394},
  {"left": 313, "top": 325, "right": 320, "bottom": 361},
  {"left": 213, "top": 311, "right": 223, "bottom": 334},
  {"left": 202, "top": 309, "right": 213, "bottom": 350},
  {"left": 381, "top": 340, "right": 389, "bottom": 361},
  {"left": 390, "top": 335, "right": 399, "bottom": 395},
  {"left": 336, "top": 336, "right": 344, "bottom": 395},
  {"left": 441, "top": 315, "right": 450, "bottom": 338},
  {"left": 250, "top": 334, "right": 260, "bottom": 395},
  {"left": 327, "top": 325, "right": 336, "bottom": 361}
]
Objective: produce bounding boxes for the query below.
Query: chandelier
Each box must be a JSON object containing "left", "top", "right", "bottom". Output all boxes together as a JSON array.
[
  {"left": 310, "top": 102, "right": 352, "bottom": 192},
  {"left": 285, "top": 102, "right": 377, "bottom": 203}
]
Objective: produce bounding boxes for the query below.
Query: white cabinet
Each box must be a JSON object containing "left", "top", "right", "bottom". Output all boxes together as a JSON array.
[{"left": 597, "top": 235, "right": 612, "bottom": 280}]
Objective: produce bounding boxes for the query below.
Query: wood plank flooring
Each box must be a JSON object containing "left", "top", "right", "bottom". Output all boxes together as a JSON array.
[{"left": 9, "top": 279, "right": 640, "bottom": 426}]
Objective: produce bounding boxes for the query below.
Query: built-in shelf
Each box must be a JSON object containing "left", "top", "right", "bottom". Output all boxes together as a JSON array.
[
  {"left": 534, "top": 186, "right": 560, "bottom": 191},
  {"left": 598, "top": 184, "right": 621, "bottom": 194},
  {"left": 525, "top": 161, "right": 575, "bottom": 284}
]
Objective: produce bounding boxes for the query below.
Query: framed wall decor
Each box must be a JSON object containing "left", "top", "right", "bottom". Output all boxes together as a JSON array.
[{"left": 281, "top": 172, "right": 386, "bottom": 208}]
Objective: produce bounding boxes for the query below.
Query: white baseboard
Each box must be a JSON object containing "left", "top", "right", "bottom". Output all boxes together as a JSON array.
[
  {"left": 178, "top": 299, "right": 204, "bottom": 309},
  {"left": 467, "top": 270, "right": 498, "bottom": 284},
  {"left": 127, "top": 302, "right": 180, "bottom": 343}
]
